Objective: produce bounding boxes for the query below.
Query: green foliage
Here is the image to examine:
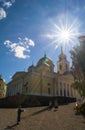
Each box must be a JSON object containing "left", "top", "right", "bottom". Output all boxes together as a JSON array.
[
  {"left": 70, "top": 39, "right": 85, "bottom": 78},
  {"left": 71, "top": 80, "right": 82, "bottom": 96},
  {"left": 75, "top": 102, "right": 85, "bottom": 115},
  {"left": 75, "top": 105, "right": 81, "bottom": 114},
  {"left": 71, "top": 80, "right": 85, "bottom": 96},
  {"left": 70, "top": 36, "right": 85, "bottom": 97},
  {"left": 80, "top": 103, "right": 85, "bottom": 115}
]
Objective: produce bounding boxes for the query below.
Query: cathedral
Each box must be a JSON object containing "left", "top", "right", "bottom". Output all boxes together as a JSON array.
[{"left": 7, "top": 48, "right": 80, "bottom": 102}]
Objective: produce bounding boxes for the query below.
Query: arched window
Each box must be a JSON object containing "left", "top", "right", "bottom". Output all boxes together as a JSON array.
[
  {"left": 67, "top": 84, "right": 69, "bottom": 96},
  {"left": 67, "top": 90, "right": 69, "bottom": 96},
  {"left": 48, "top": 83, "right": 51, "bottom": 95},
  {"left": 56, "top": 89, "right": 58, "bottom": 95},
  {"left": 60, "top": 82, "right": 62, "bottom": 96},
  {"left": 60, "top": 89, "right": 62, "bottom": 96},
  {"left": 60, "top": 64, "right": 62, "bottom": 70},
  {"left": 64, "top": 89, "right": 66, "bottom": 96},
  {"left": 66, "top": 64, "right": 68, "bottom": 70},
  {"left": 64, "top": 83, "right": 66, "bottom": 96}
]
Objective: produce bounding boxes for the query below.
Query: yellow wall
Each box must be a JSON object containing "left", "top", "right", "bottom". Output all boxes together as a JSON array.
[
  {"left": 23, "top": 72, "right": 55, "bottom": 96},
  {"left": 0, "top": 78, "right": 7, "bottom": 99}
]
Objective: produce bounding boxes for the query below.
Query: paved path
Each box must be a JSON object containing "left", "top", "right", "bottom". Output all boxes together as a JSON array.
[{"left": 0, "top": 103, "right": 85, "bottom": 130}]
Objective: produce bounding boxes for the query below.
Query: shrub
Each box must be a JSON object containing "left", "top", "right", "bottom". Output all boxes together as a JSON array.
[{"left": 80, "top": 103, "right": 85, "bottom": 115}]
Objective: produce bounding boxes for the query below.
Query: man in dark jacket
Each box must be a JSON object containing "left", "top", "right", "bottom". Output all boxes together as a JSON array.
[
  {"left": 54, "top": 99, "right": 58, "bottom": 111},
  {"left": 17, "top": 105, "right": 24, "bottom": 125}
]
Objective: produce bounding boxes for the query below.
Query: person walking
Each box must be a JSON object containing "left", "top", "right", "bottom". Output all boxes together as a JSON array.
[
  {"left": 54, "top": 99, "right": 58, "bottom": 111},
  {"left": 48, "top": 100, "right": 53, "bottom": 110},
  {"left": 17, "top": 105, "right": 24, "bottom": 125}
]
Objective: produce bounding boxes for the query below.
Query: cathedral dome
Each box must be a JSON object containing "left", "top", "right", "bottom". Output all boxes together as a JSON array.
[
  {"left": 37, "top": 54, "right": 54, "bottom": 72},
  {"left": 37, "top": 54, "right": 54, "bottom": 67}
]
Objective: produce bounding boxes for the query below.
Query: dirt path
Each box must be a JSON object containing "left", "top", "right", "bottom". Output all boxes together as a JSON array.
[{"left": 0, "top": 103, "right": 85, "bottom": 130}]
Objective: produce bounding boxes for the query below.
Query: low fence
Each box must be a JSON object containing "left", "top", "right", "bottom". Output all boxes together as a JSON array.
[{"left": 0, "top": 94, "right": 76, "bottom": 108}]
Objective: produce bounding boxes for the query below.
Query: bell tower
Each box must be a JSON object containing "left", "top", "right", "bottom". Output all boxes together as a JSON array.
[{"left": 57, "top": 46, "right": 70, "bottom": 74}]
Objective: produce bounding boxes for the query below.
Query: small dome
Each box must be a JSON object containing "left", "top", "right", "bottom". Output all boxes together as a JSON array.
[
  {"left": 28, "top": 64, "right": 35, "bottom": 72},
  {"left": 29, "top": 64, "right": 34, "bottom": 68}
]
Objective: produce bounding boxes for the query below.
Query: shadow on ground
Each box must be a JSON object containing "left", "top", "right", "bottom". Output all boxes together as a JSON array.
[
  {"left": 4, "top": 123, "right": 18, "bottom": 130},
  {"left": 30, "top": 106, "right": 50, "bottom": 116},
  {"left": 22, "top": 106, "right": 54, "bottom": 121}
]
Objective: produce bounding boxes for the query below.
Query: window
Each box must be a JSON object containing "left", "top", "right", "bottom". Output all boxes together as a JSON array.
[
  {"left": 48, "top": 83, "right": 51, "bottom": 95},
  {"left": 64, "top": 83, "right": 66, "bottom": 96},
  {"left": 60, "top": 82, "right": 62, "bottom": 96},
  {"left": 67, "top": 84, "right": 69, "bottom": 96},
  {"left": 60, "top": 65, "right": 62, "bottom": 70},
  {"left": 48, "top": 88, "right": 50, "bottom": 94},
  {"left": 26, "top": 87, "right": 28, "bottom": 92},
  {"left": 67, "top": 90, "right": 69, "bottom": 96},
  {"left": 66, "top": 64, "right": 68, "bottom": 70},
  {"left": 60, "top": 89, "right": 62, "bottom": 96},
  {"left": 56, "top": 89, "right": 58, "bottom": 95},
  {"left": 64, "top": 89, "right": 66, "bottom": 96}
]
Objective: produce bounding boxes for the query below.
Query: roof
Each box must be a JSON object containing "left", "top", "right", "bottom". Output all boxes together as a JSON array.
[
  {"left": 29, "top": 64, "right": 35, "bottom": 68},
  {"left": 12, "top": 71, "right": 26, "bottom": 80}
]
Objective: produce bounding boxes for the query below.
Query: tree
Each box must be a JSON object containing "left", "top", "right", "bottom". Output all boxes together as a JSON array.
[
  {"left": 71, "top": 80, "right": 85, "bottom": 97},
  {"left": 70, "top": 36, "right": 85, "bottom": 96}
]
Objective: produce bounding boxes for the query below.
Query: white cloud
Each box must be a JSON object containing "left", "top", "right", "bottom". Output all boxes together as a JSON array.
[
  {"left": 3, "top": 1, "right": 12, "bottom": 8},
  {"left": 4, "top": 40, "right": 11, "bottom": 46},
  {"left": 0, "top": 0, "right": 15, "bottom": 20},
  {"left": 14, "top": 45, "right": 30, "bottom": 59},
  {"left": 0, "top": 8, "right": 6, "bottom": 20},
  {"left": 4, "top": 37, "right": 35, "bottom": 59},
  {"left": 24, "top": 37, "right": 35, "bottom": 46}
]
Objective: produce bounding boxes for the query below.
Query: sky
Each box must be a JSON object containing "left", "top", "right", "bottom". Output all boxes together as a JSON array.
[{"left": 0, "top": 0, "right": 85, "bottom": 83}]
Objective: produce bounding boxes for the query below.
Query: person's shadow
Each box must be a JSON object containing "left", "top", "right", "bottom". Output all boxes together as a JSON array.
[{"left": 4, "top": 123, "right": 18, "bottom": 130}]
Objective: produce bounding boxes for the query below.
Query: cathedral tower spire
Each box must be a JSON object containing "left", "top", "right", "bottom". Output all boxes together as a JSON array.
[
  {"left": 44, "top": 51, "right": 46, "bottom": 57},
  {"left": 57, "top": 47, "right": 70, "bottom": 74},
  {"left": 61, "top": 45, "right": 63, "bottom": 54}
]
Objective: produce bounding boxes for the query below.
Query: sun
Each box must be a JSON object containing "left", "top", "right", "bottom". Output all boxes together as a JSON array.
[
  {"left": 58, "top": 28, "right": 72, "bottom": 43},
  {"left": 44, "top": 17, "right": 80, "bottom": 50},
  {"left": 60, "top": 30, "right": 70, "bottom": 41}
]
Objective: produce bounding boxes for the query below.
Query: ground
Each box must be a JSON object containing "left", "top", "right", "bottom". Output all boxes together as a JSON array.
[{"left": 0, "top": 103, "right": 85, "bottom": 130}]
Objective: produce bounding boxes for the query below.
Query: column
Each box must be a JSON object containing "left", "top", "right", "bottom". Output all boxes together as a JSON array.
[
  {"left": 58, "top": 82, "right": 60, "bottom": 96},
  {"left": 62, "top": 82, "right": 64, "bottom": 96},
  {"left": 66, "top": 84, "right": 68, "bottom": 97}
]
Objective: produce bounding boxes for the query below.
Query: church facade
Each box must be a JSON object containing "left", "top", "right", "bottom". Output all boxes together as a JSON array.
[{"left": 7, "top": 50, "right": 80, "bottom": 99}]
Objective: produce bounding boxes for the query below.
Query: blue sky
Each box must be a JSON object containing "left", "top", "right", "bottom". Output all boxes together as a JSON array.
[{"left": 0, "top": 0, "right": 85, "bottom": 83}]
